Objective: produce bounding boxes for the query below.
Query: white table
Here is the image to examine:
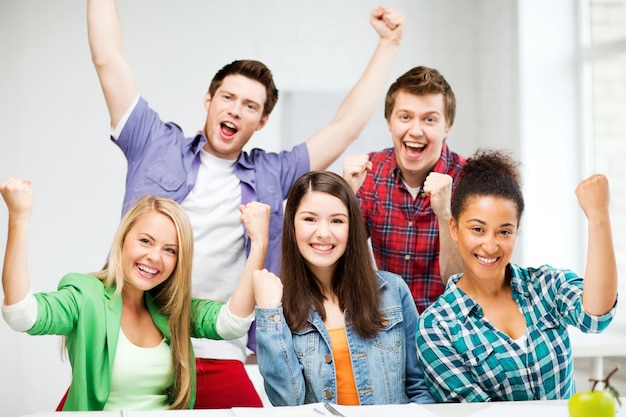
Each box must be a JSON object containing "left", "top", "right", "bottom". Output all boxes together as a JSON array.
[{"left": 21, "top": 398, "right": 626, "bottom": 417}]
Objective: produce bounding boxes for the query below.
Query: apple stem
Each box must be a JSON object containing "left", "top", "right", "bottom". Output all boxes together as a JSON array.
[{"left": 589, "top": 365, "right": 620, "bottom": 391}]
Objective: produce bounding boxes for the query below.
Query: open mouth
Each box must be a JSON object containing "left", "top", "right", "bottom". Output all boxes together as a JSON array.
[
  {"left": 220, "top": 121, "right": 238, "bottom": 138},
  {"left": 404, "top": 142, "right": 426, "bottom": 157}
]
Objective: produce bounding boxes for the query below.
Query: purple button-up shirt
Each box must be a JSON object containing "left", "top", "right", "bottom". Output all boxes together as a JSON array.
[{"left": 115, "top": 97, "right": 310, "bottom": 276}]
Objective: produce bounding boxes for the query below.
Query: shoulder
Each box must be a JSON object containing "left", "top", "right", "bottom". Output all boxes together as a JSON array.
[
  {"left": 376, "top": 270, "right": 406, "bottom": 288},
  {"left": 58, "top": 273, "right": 106, "bottom": 293},
  {"left": 368, "top": 147, "right": 394, "bottom": 163}
]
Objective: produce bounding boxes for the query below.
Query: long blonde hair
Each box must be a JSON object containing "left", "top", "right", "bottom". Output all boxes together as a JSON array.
[{"left": 93, "top": 195, "right": 194, "bottom": 409}]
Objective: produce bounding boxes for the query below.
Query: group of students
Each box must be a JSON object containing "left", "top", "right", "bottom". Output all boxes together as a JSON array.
[{"left": 1, "top": 0, "right": 619, "bottom": 412}]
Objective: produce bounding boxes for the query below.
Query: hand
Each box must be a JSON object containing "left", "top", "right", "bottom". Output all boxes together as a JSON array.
[
  {"left": 576, "top": 174, "right": 610, "bottom": 220},
  {"left": 0, "top": 178, "right": 34, "bottom": 220},
  {"left": 423, "top": 172, "right": 453, "bottom": 218},
  {"left": 343, "top": 154, "right": 372, "bottom": 194},
  {"left": 253, "top": 268, "right": 283, "bottom": 309},
  {"left": 370, "top": 5, "right": 405, "bottom": 44},
  {"left": 239, "top": 202, "right": 270, "bottom": 245}
]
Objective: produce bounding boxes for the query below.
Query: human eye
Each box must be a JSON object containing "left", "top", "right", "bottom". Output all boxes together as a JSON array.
[
  {"left": 164, "top": 247, "right": 177, "bottom": 255},
  {"left": 425, "top": 116, "right": 436, "bottom": 123},
  {"left": 139, "top": 238, "right": 151, "bottom": 245},
  {"left": 400, "top": 114, "right": 411, "bottom": 121},
  {"left": 470, "top": 226, "right": 483, "bottom": 233},
  {"left": 331, "top": 218, "right": 345, "bottom": 224}
]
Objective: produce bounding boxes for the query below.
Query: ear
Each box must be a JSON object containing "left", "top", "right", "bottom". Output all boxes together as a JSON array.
[
  {"left": 449, "top": 216, "right": 459, "bottom": 243},
  {"left": 203, "top": 92, "right": 212, "bottom": 111},
  {"left": 255, "top": 114, "right": 269, "bottom": 131}
]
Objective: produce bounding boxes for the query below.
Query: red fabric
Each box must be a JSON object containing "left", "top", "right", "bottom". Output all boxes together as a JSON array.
[
  {"left": 193, "top": 358, "right": 263, "bottom": 409},
  {"left": 56, "top": 388, "right": 69, "bottom": 411},
  {"left": 358, "top": 145, "right": 466, "bottom": 313}
]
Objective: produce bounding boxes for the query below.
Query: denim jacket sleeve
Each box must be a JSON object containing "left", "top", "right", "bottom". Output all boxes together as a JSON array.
[
  {"left": 391, "top": 274, "right": 435, "bottom": 404},
  {"left": 255, "top": 306, "right": 306, "bottom": 405}
]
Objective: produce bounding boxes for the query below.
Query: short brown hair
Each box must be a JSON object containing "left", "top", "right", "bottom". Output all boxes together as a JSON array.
[
  {"left": 384, "top": 66, "right": 456, "bottom": 127},
  {"left": 208, "top": 60, "right": 279, "bottom": 118}
]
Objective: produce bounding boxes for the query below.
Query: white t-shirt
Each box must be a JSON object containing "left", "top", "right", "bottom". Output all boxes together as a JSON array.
[{"left": 181, "top": 149, "right": 249, "bottom": 361}]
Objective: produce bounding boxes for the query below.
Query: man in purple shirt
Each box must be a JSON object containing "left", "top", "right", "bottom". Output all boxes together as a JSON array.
[{"left": 87, "top": 0, "right": 405, "bottom": 409}]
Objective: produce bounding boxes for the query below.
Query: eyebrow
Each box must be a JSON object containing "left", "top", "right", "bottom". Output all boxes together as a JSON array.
[
  {"left": 466, "top": 218, "right": 516, "bottom": 228},
  {"left": 221, "top": 89, "right": 262, "bottom": 108},
  {"left": 298, "top": 211, "right": 348, "bottom": 218},
  {"left": 138, "top": 232, "right": 178, "bottom": 247}
]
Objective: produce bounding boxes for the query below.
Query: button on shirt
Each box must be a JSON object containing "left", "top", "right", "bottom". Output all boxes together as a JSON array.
[
  {"left": 416, "top": 264, "right": 616, "bottom": 402},
  {"left": 357, "top": 145, "right": 465, "bottom": 313}
]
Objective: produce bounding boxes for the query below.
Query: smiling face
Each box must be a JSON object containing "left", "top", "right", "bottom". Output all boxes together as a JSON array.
[
  {"left": 387, "top": 91, "right": 450, "bottom": 188},
  {"left": 294, "top": 191, "right": 349, "bottom": 281},
  {"left": 450, "top": 195, "right": 519, "bottom": 284},
  {"left": 121, "top": 211, "right": 179, "bottom": 295},
  {"left": 202, "top": 74, "right": 269, "bottom": 160}
]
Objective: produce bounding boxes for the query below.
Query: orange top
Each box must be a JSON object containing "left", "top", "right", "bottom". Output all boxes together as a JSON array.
[{"left": 327, "top": 327, "right": 359, "bottom": 405}]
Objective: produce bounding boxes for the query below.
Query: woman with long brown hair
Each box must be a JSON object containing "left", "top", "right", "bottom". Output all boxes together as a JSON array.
[{"left": 253, "top": 171, "right": 433, "bottom": 406}]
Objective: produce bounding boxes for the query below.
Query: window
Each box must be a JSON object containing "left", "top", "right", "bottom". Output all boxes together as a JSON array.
[{"left": 582, "top": 0, "right": 626, "bottom": 319}]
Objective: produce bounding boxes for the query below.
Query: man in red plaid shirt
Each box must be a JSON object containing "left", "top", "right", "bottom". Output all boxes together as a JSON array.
[{"left": 343, "top": 66, "right": 466, "bottom": 313}]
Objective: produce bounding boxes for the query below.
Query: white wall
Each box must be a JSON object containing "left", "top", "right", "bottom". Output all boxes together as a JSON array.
[{"left": 0, "top": 1, "right": 584, "bottom": 415}]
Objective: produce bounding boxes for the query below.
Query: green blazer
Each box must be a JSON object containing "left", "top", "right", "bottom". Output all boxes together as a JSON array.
[{"left": 28, "top": 273, "right": 223, "bottom": 411}]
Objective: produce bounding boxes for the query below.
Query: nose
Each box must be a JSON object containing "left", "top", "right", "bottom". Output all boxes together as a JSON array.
[
  {"left": 146, "top": 246, "right": 160, "bottom": 262},
  {"left": 227, "top": 100, "right": 242, "bottom": 119},
  {"left": 316, "top": 222, "right": 331, "bottom": 239},
  {"left": 409, "top": 120, "right": 423, "bottom": 136},
  {"left": 481, "top": 234, "right": 498, "bottom": 254}
]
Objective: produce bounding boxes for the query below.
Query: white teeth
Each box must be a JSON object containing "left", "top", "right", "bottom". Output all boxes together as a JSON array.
[
  {"left": 223, "top": 121, "right": 236, "bottom": 129},
  {"left": 476, "top": 255, "right": 497, "bottom": 264},
  {"left": 312, "top": 244, "right": 333, "bottom": 251},
  {"left": 405, "top": 142, "right": 425, "bottom": 149},
  {"left": 138, "top": 264, "right": 157, "bottom": 275}
]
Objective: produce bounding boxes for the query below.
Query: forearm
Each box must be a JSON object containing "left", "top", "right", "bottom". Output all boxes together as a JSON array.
[
  {"left": 87, "top": 0, "right": 123, "bottom": 67},
  {"left": 256, "top": 307, "right": 306, "bottom": 406},
  {"left": 307, "top": 38, "right": 399, "bottom": 171},
  {"left": 333, "top": 37, "right": 400, "bottom": 132},
  {"left": 438, "top": 216, "right": 462, "bottom": 284},
  {"left": 87, "top": 0, "right": 138, "bottom": 126},
  {"left": 228, "top": 240, "right": 267, "bottom": 318},
  {"left": 2, "top": 217, "right": 30, "bottom": 306},
  {"left": 582, "top": 216, "right": 618, "bottom": 315}
]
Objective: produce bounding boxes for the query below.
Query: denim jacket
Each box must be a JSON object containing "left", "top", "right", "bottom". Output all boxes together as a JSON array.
[{"left": 255, "top": 271, "right": 434, "bottom": 406}]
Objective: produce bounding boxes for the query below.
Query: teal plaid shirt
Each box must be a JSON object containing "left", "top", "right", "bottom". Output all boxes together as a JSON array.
[{"left": 416, "top": 263, "right": 616, "bottom": 402}]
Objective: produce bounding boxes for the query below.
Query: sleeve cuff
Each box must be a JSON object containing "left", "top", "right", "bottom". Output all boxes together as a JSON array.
[
  {"left": 111, "top": 94, "right": 140, "bottom": 140},
  {"left": 216, "top": 298, "right": 255, "bottom": 340},
  {"left": 2, "top": 291, "right": 37, "bottom": 332}
]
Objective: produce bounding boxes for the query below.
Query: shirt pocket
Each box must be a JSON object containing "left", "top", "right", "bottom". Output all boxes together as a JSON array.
[
  {"left": 292, "top": 327, "right": 319, "bottom": 359},
  {"left": 535, "top": 313, "right": 569, "bottom": 359},
  {"left": 145, "top": 159, "right": 186, "bottom": 192},
  {"left": 461, "top": 342, "right": 507, "bottom": 387},
  {"left": 372, "top": 308, "right": 403, "bottom": 351}
]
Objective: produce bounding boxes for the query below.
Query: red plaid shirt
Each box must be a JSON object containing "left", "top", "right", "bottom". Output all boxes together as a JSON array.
[{"left": 357, "top": 144, "right": 465, "bottom": 313}]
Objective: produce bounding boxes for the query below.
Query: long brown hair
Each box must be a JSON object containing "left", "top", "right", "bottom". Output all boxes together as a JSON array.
[
  {"left": 281, "top": 171, "right": 384, "bottom": 338},
  {"left": 93, "top": 195, "right": 194, "bottom": 409}
]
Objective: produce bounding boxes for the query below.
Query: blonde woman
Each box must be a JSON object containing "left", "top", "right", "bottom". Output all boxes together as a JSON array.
[{"left": 0, "top": 178, "right": 268, "bottom": 410}]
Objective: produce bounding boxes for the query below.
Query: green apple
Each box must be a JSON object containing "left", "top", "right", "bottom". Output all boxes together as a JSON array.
[{"left": 568, "top": 391, "right": 615, "bottom": 417}]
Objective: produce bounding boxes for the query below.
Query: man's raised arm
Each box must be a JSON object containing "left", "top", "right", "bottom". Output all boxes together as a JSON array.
[
  {"left": 306, "top": 6, "right": 404, "bottom": 171},
  {"left": 87, "top": 0, "right": 138, "bottom": 128}
]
